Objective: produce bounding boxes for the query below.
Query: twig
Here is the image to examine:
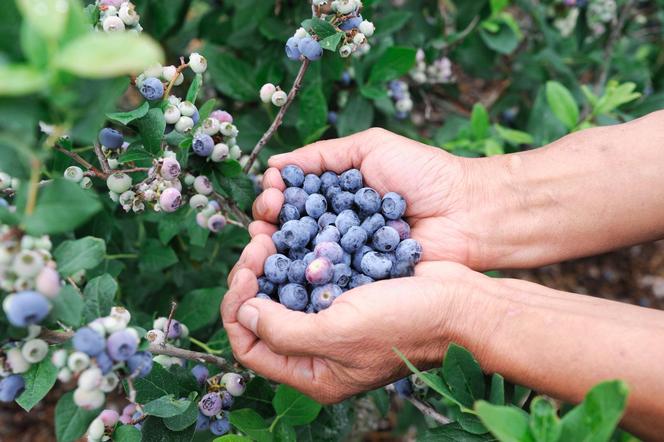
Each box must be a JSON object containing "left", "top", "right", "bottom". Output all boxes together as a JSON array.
[
  {"left": 405, "top": 396, "right": 452, "bottom": 425},
  {"left": 594, "top": 0, "right": 635, "bottom": 95},
  {"left": 213, "top": 192, "right": 251, "bottom": 228},
  {"left": 163, "top": 57, "right": 188, "bottom": 99},
  {"left": 94, "top": 143, "right": 112, "bottom": 175},
  {"left": 164, "top": 301, "right": 177, "bottom": 346},
  {"left": 54, "top": 145, "right": 108, "bottom": 179},
  {"left": 25, "top": 158, "right": 42, "bottom": 216},
  {"left": 243, "top": 59, "right": 311, "bottom": 174}
]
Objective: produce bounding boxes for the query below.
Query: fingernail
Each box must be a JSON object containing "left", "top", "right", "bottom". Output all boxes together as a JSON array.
[{"left": 237, "top": 304, "right": 259, "bottom": 334}]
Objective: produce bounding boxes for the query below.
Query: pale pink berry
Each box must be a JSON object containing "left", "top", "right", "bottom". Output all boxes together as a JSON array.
[
  {"left": 36, "top": 267, "right": 61, "bottom": 298},
  {"left": 159, "top": 188, "right": 182, "bottom": 212},
  {"left": 207, "top": 214, "right": 226, "bottom": 233},
  {"left": 210, "top": 110, "right": 233, "bottom": 124},
  {"left": 100, "top": 409, "right": 120, "bottom": 426},
  {"left": 160, "top": 158, "right": 181, "bottom": 181}
]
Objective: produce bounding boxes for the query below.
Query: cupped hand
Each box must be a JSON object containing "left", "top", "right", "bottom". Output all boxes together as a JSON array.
[
  {"left": 222, "top": 234, "right": 489, "bottom": 404},
  {"left": 249, "top": 128, "right": 487, "bottom": 268}
]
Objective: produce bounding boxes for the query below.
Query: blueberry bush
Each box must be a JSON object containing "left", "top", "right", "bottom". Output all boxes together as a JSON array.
[{"left": 0, "top": 0, "right": 660, "bottom": 440}]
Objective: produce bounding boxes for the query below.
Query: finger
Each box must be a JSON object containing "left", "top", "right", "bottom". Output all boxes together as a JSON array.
[
  {"left": 248, "top": 221, "right": 278, "bottom": 238},
  {"left": 252, "top": 187, "right": 284, "bottom": 223},
  {"left": 237, "top": 298, "right": 326, "bottom": 356},
  {"left": 267, "top": 129, "right": 376, "bottom": 174},
  {"left": 262, "top": 167, "right": 286, "bottom": 191},
  {"left": 227, "top": 234, "right": 275, "bottom": 286},
  {"left": 222, "top": 268, "right": 259, "bottom": 327}
]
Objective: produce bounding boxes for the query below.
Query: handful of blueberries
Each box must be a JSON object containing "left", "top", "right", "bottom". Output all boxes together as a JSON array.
[{"left": 258, "top": 165, "right": 422, "bottom": 312}]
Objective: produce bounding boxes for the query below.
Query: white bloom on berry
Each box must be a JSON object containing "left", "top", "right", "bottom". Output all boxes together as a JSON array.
[{"left": 189, "top": 53, "right": 208, "bottom": 74}]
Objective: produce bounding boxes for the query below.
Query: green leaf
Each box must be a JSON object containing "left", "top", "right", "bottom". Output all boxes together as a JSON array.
[
  {"left": 56, "top": 33, "right": 164, "bottom": 79},
  {"left": 296, "top": 83, "right": 327, "bottom": 143},
  {"left": 16, "top": 357, "right": 58, "bottom": 411},
  {"left": 139, "top": 239, "right": 178, "bottom": 271},
  {"left": 494, "top": 125, "right": 533, "bottom": 145},
  {"left": 175, "top": 287, "right": 225, "bottom": 332},
  {"left": 489, "top": 374, "right": 505, "bottom": 405},
  {"left": 232, "top": 376, "right": 275, "bottom": 417},
  {"left": 205, "top": 49, "right": 257, "bottom": 101},
  {"left": 140, "top": 416, "right": 196, "bottom": 442},
  {"left": 475, "top": 401, "right": 534, "bottom": 442},
  {"left": 479, "top": 19, "right": 520, "bottom": 54},
  {"left": 368, "top": 47, "right": 417, "bottom": 84},
  {"left": 16, "top": 0, "right": 69, "bottom": 40},
  {"left": 113, "top": 425, "right": 142, "bottom": 442},
  {"left": 419, "top": 422, "right": 498, "bottom": 441},
  {"left": 22, "top": 179, "right": 102, "bottom": 236},
  {"left": 55, "top": 392, "right": 100, "bottom": 442},
  {"left": 119, "top": 147, "right": 156, "bottom": 164},
  {"left": 273, "top": 384, "right": 322, "bottom": 426},
  {"left": 54, "top": 236, "right": 106, "bottom": 276},
  {"left": 213, "top": 173, "right": 255, "bottom": 211},
  {"left": 320, "top": 32, "right": 344, "bottom": 51},
  {"left": 134, "top": 108, "right": 166, "bottom": 154},
  {"left": 186, "top": 73, "right": 203, "bottom": 103},
  {"left": 229, "top": 409, "right": 271, "bottom": 442},
  {"left": 442, "top": 343, "right": 486, "bottom": 408},
  {"left": 559, "top": 380, "right": 629, "bottom": 442},
  {"left": 214, "top": 436, "right": 254, "bottom": 442},
  {"left": 82, "top": 274, "right": 118, "bottom": 323},
  {"left": 50, "top": 285, "right": 84, "bottom": 327},
  {"left": 337, "top": 94, "right": 374, "bottom": 137},
  {"left": 304, "top": 17, "right": 337, "bottom": 39},
  {"left": 197, "top": 98, "right": 217, "bottom": 121},
  {"left": 107, "top": 102, "right": 150, "bottom": 125},
  {"left": 374, "top": 11, "right": 413, "bottom": 37},
  {"left": 470, "top": 104, "right": 490, "bottom": 140},
  {"left": 545, "top": 81, "right": 579, "bottom": 130},
  {"left": 274, "top": 421, "right": 297, "bottom": 441},
  {"left": 594, "top": 81, "right": 641, "bottom": 116},
  {"left": 130, "top": 362, "right": 180, "bottom": 403},
  {"left": 164, "top": 399, "right": 199, "bottom": 431},
  {"left": 0, "top": 65, "right": 47, "bottom": 96},
  {"left": 529, "top": 397, "right": 561, "bottom": 442},
  {"left": 143, "top": 394, "right": 193, "bottom": 418}
]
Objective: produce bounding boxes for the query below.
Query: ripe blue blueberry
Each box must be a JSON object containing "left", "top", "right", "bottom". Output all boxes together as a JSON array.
[
  {"left": 305, "top": 257, "right": 334, "bottom": 285},
  {"left": 393, "top": 378, "right": 413, "bottom": 397},
  {"left": 311, "top": 284, "right": 342, "bottom": 311},
  {"left": 281, "top": 220, "right": 310, "bottom": 249},
  {"left": 340, "top": 71, "right": 352, "bottom": 86},
  {"left": 352, "top": 245, "right": 373, "bottom": 272},
  {"left": 258, "top": 276, "right": 276, "bottom": 295},
  {"left": 256, "top": 293, "right": 271, "bottom": 300},
  {"left": 339, "top": 169, "right": 363, "bottom": 192},
  {"left": 361, "top": 213, "right": 385, "bottom": 236},
  {"left": 331, "top": 191, "right": 355, "bottom": 214},
  {"left": 285, "top": 37, "right": 302, "bottom": 60},
  {"left": 278, "top": 283, "right": 309, "bottom": 311},
  {"left": 349, "top": 272, "right": 374, "bottom": 289},
  {"left": 324, "top": 185, "right": 342, "bottom": 201},
  {"left": 210, "top": 415, "right": 231, "bottom": 436},
  {"left": 139, "top": 77, "right": 164, "bottom": 101},
  {"left": 288, "top": 247, "right": 310, "bottom": 261},
  {"left": 340, "top": 226, "right": 368, "bottom": 253},
  {"left": 191, "top": 364, "right": 209, "bottom": 385},
  {"left": 335, "top": 209, "right": 360, "bottom": 235},
  {"left": 339, "top": 16, "right": 363, "bottom": 31},
  {"left": 279, "top": 203, "right": 300, "bottom": 225},
  {"left": 220, "top": 390, "right": 234, "bottom": 409},
  {"left": 361, "top": 251, "right": 393, "bottom": 280},
  {"left": 303, "top": 252, "right": 316, "bottom": 266},
  {"left": 314, "top": 225, "right": 340, "bottom": 246},
  {"left": 342, "top": 252, "right": 352, "bottom": 266},
  {"left": 284, "top": 187, "right": 308, "bottom": 215},
  {"left": 319, "top": 171, "right": 339, "bottom": 193},
  {"left": 192, "top": 133, "right": 214, "bottom": 157},
  {"left": 387, "top": 219, "right": 411, "bottom": 240},
  {"left": 396, "top": 239, "right": 423, "bottom": 265},
  {"left": 287, "top": 259, "right": 307, "bottom": 284},
  {"left": 264, "top": 254, "right": 291, "bottom": 284},
  {"left": 199, "top": 393, "right": 222, "bottom": 417},
  {"left": 72, "top": 327, "right": 106, "bottom": 356},
  {"left": 381, "top": 192, "right": 406, "bottom": 220},
  {"left": 303, "top": 174, "right": 321, "bottom": 194},
  {"left": 0, "top": 375, "right": 25, "bottom": 403},
  {"left": 4, "top": 291, "right": 50, "bottom": 327},
  {"left": 164, "top": 319, "right": 183, "bottom": 339},
  {"left": 98, "top": 128, "right": 124, "bottom": 150},
  {"left": 390, "top": 261, "right": 414, "bottom": 278},
  {"left": 354, "top": 187, "right": 381, "bottom": 214},
  {"left": 314, "top": 241, "right": 344, "bottom": 264},
  {"left": 332, "top": 263, "right": 352, "bottom": 287},
  {"left": 272, "top": 230, "right": 288, "bottom": 253},
  {"left": 372, "top": 226, "right": 401, "bottom": 252},
  {"left": 305, "top": 193, "right": 327, "bottom": 219},
  {"left": 305, "top": 303, "right": 315, "bottom": 314},
  {"left": 298, "top": 38, "right": 323, "bottom": 61},
  {"left": 95, "top": 352, "right": 113, "bottom": 375},
  {"left": 317, "top": 212, "right": 337, "bottom": 229},
  {"left": 281, "top": 165, "right": 305, "bottom": 187},
  {"left": 196, "top": 412, "right": 211, "bottom": 431},
  {"left": 106, "top": 330, "right": 138, "bottom": 361},
  {"left": 299, "top": 216, "right": 320, "bottom": 241},
  {"left": 126, "top": 351, "right": 153, "bottom": 378},
  {"left": 327, "top": 111, "right": 338, "bottom": 125}
]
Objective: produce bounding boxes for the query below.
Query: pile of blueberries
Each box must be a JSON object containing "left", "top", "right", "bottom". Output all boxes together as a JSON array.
[{"left": 258, "top": 165, "right": 422, "bottom": 312}]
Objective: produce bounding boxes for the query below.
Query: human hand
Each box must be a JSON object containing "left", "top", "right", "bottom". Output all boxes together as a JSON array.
[{"left": 222, "top": 234, "right": 491, "bottom": 403}]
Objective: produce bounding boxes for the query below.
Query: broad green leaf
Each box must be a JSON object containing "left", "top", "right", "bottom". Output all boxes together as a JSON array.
[
  {"left": 134, "top": 108, "right": 166, "bottom": 154},
  {"left": 56, "top": 33, "right": 164, "bottom": 78},
  {"left": 55, "top": 392, "right": 100, "bottom": 442},
  {"left": 489, "top": 374, "right": 505, "bottom": 405},
  {"left": 129, "top": 362, "right": 180, "bottom": 403},
  {"left": 490, "top": 0, "right": 510, "bottom": 14},
  {"left": 337, "top": 94, "right": 374, "bottom": 137},
  {"left": 213, "top": 172, "right": 255, "bottom": 211},
  {"left": 594, "top": 81, "right": 641, "bottom": 116},
  {"left": 186, "top": 73, "right": 202, "bottom": 103},
  {"left": 475, "top": 401, "right": 534, "bottom": 442},
  {"left": 273, "top": 384, "right": 322, "bottom": 426},
  {"left": 419, "top": 422, "right": 499, "bottom": 441},
  {"left": 16, "top": 0, "right": 70, "bottom": 40},
  {"left": 50, "top": 285, "right": 84, "bottom": 327},
  {"left": 197, "top": 98, "right": 217, "bottom": 121},
  {"left": 495, "top": 125, "right": 533, "bottom": 145},
  {"left": 205, "top": 49, "right": 257, "bottom": 101},
  {"left": 545, "top": 81, "right": 579, "bottom": 130},
  {"left": 82, "top": 274, "right": 118, "bottom": 323},
  {"left": 175, "top": 287, "right": 225, "bottom": 332},
  {"left": 0, "top": 65, "right": 47, "bottom": 96},
  {"left": 214, "top": 436, "right": 254, "bottom": 442},
  {"left": 296, "top": 83, "right": 327, "bottom": 143},
  {"left": 22, "top": 179, "right": 102, "bottom": 236},
  {"left": 559, "top": 380, "right": 629, "bottom": 442},
  {"left": 164, "top": 399, "right": 199, "bottom": 431},
  {"left": 303, "top": 17, "right": 337, "bottom": 39},
  {"left": 143, "top": 394, "right": 193, "bottom": 418},
  {"left": 113, "top": 425, "right": 141, "bottom": 442},
  {"left": 16, "top": 357, "right": 58, "bottom": 411},
  {"left": 140, "top": 416, "right": 196, "bottom": 442},
  {"left": 484, "top": 139, "right": 504, "bottom": 156},
  {"left": 368, "top": 47, "right": 417, "bottom": 84},
  {"left": 374, "top": 11, "right": 413, "bottom": 37},
  {"left": 458, "top": 411, "right": 489, "bottom": 435},
  {"left": 320, "top": 32, "right": 343, "bottom": 51},
  {"left": 480, "top": 18, "right": 520, "bottom": 54},
  {"left": 229, "top": 409, "right": 271, "bottom": 442},
  {"left": 107, "top": 102, "right": 150, "bottom": 125},
  {"left": 119, "top": 147, "right": 156, "bottom": 164},
  {"left": 274, "top": 421, "right": 297, "bottom": 441},
  {"left": 529, "top": 397, "right": 561, "bottom": 442},
  {"left": 470, "top": 104, "right": 490, "bottom": 140},
  {"left": 54, "top": 237, "right": 106, "bottom": 277},
  {"left": 139, "top": 239, "right": 178, "bottom": 271},
  {"left": 232, "top": 377, "right": 276, "bottom": 417},
  {"left": 442, "top": 343, "right": 486, "bottom": 408}
]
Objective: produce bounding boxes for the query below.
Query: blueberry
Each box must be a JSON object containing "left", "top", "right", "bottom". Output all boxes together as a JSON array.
[
  {"left": 72, "top": 327, "right": 106, "bottom": 356},
  {"left": 339, "top": 169, "right": 363, "bottom": 192},
  {"left": 192, "top": 133, "right": 215, "bottom": 157},
  {"left": 361, "top": 213, "right": 385, "bottom": 236},
  {"left": 387, "top": 219, "right": 411, "bottom": 240},
  {"left": 317, "top": 212, "right": 337, "bottom": 229},
  {"left": 331, "top": 191, "right": 355, "bottom": 214},
  {"left": 305, "top": 193, "right": 328, "bottom": 219},
  {"left": 288, "top": 260, "right": 307, "bottom": 284},
  {"left": 256, "top": 293, "right": 272, "bottom": 300},
  {"left": 3, "top": 291, "right": 50, "bottom": 327},
  {"left": 98, "top": 128, "right": 124, "bottom": 150},
  {"left": 264, "top": 254, "right": 291, "bottom": 284},
  {"left": 279, "top": 203, "right": 300, "bottom": 225},
  {"left": 278, "top": 283, "right": 308, "bottom": 311},
  {"left": 305, "top": 304, "right": 316, "bottom": 314},
  {"left": 349, "top": 272, "right": 374, "bottom": 289},
  {"left": 311, "top": 284, "right": 342, "bottom": 311},
  {"left": 352, "top": 245, "right": 373, "bottom": 272},
  {"left": 314, "top": 225, "right": 340, "bottom": 246},
  {"left": 220, "top": 390, "right": 234, "bottom": 409},
  {"left": 284, "top": 187, "right": 308, "bottom": 215},
  {"left": 288, "top": 247, "right": 310, "bottom": 261},
  {"left": 195, "top": 412, "right": 211, "bottom": 431},
  {"left": 390, "top": 261, "right": 414, "bottom": 278},
  {"left": 335, "top": 209, "right": 360, "bottom": 235},
  {"left": 281, "top": 165, "right": 305, "bottom": 187},
  {"left": 126, "top": 351, "right": 153, "bottom": 378},
  {"left": 191, "top": 364, "right": 209, "bottom": 385},
  {"left": 340, "top": 226, "right": 367, "bottom": 253},
  {"left": 342, "top": 251, "right": 352, "bottom": 266},
  {"left": 314, "top": 241, "right": 344, "bottom": 264},
  {"left": 281, "top": 220, "right": 310, "bottom": 249},
  {"left": 222, "top": 372, "right": 246, "bottom": 396},
  {"left": 305, "top": 257, "right": 334, "bottom": 285},
  {"left": 199, "top": 392, "right": 222, "bottom": 417},
  {"left": 396, "top": 239, "right": 423, "bottom": 265},
  {"left": 164, "top": 319, "right": 183, "bottom": 338},
  {"left": 258, "top": 277, "right": 276, "bottom": 296},
  {"left": 299, "top": 38, "right": 323, "bottom": 61},
  {"left": 393, "top": 378, "right": 413, "bottom": 397},
  {"left": 0, "top": 375, "right": 25, "bottom": 403},
  {"left": 303, "top": 174, "right": 321, "bottom": 194},
  {"left": 210, "top": 415, "right": 230, "bottom": 436},
  {"left": 361, "top": 251, "right": 393, "bottom": 280},
  {"left": 319, "top": 171, "right": 339, "bottom": 193},
  {"left": 354, "top": 187, "right": 381, "bottom": 214},
  {"left": 340, "top": 71, "right": 352, "bottom": 86},
  {"left": 328, "top": 111, "right": 338, "bottom": 125},
  {"left": 381, "top": 192, "right": 406, "bottom": 220},
  {"left": 139, "top": 77, "right": 164, "bottom": 101},
  {"left": 303, "top": 252, "right": 316, "bottom": 266},
  {"left": 324, "top": 185, "right": 342, "bottom": 201},
  {"left": 332, "top": 263, "right": 352, "bottom": 287},
  {"left": 285, "top": 37, "right": 302, "bottom": 61},
  {"left": 95, "top": 352, "right": 113, "bottom": 375},
  {"left": 106, "top": 330, "right": 138, "bottom": 361},
  {"left": 299, "top": 216, "right": 320, "bottom": 241},
  {"left": 372, "top": 226, "right": 401, "bottom": 252},
  {"left": 339, "top": 16, "right": 362, "bottom": 31},
  {"left": 272, "top": 230, "right": 288, "bottom": 253}
]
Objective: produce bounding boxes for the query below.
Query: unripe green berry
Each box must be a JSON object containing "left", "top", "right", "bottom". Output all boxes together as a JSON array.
[{"left": 107, "top": 173, "right": 132, "bottom": 194}]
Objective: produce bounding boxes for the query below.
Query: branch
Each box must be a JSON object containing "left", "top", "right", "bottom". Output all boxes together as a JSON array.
[
  {"left": 213, "top": 191, "right": 251, "bottom": 228},
  {"left": 163, "top": 57, "right": 188, "bottom": 99},
  {"left": 54, "top": 145, "right": 108, "bottom": 179},
  {"left": 94, "top": 143, "right": 112, "bottom": 175},
  {"left": 595, "top": 0, "right": 635, "bottom": 94},
  {"left": 405, "top": 396, "right": 452, "bottom": 425},
  {"left": 243, "top": 59, "right": 310, "bottom": 174}
]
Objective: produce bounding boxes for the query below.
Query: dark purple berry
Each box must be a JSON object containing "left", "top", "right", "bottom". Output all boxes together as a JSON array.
[
  {"left": 331, "top": 191, "right": 354, "bottom": 214},
  {"left": 317, "top": 212, "right": 337, "bottom": 229},
  {"left": 288, "top": 260, "right": 307, "bottom": 284},
  {"left": 354, "top": 187, "right": 381, "bottom": 214},
  {"left": 387, "top": 219, "right": 411, "bottom": 240}
]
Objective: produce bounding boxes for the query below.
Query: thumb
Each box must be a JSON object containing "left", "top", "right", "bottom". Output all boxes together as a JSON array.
[{"left": 237, "top": 298, "right": 324, "bottom": 356}]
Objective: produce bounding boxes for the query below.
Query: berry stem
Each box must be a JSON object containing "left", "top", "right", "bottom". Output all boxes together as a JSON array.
[
  {"left": 189, "top": 336, "right": 224, "bottom": 355},
  {"left": 54, "top": 145, "right": 108, "bottom": 179},
  {"left": 25, "top": 158, "right": 41, "bottom": 216},
  {"left": 243, "top": 59, "right": 311, "bottom": 174},
  {"left": 163, "top": 57, "right": 189, "bottom": 99},
  {"left": 94, "top": 143, "right": 112, "bottom": 175},
  {"left": 212, "top": 192, "right": 251, "bottom": 228}
]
